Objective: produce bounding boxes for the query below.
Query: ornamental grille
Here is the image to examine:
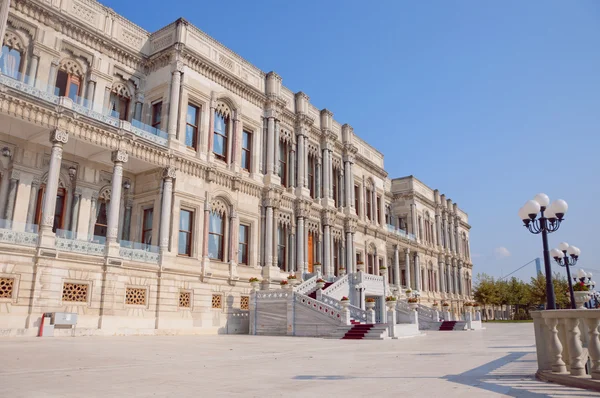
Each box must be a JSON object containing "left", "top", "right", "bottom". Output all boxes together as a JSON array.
[
  {"left": 62, "top": 282, "right": 88, "bottom": 303},
  {"left": 0, "top": 277, "right": 14, "bottom": 299},
  {"left": 126, "top": 287, "right": 147, "bottom": 306},
  {"left": 179, "top": 291, "right": 191, "bottom": 308},
  {"left": 240, "top": 296, "right": 249, "bottom": 310},
  {"left": 211, "top": 294, "right": 222, "bottom": 309}
]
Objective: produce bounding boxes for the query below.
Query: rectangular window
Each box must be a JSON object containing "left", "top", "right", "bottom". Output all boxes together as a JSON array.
[
  {"left": 213, "top": 112, "right": 228, "bottom": 161},
  {"left": 277, "top": 226, "right": 286, "bottom": 270},
  {"left": 242, "top": 130, "right": 252, "bottom": 171},
  {"left": 278, "top": 141, "right": 287, "bottom": 187},
  {"left": 332, "top": 170, "right": 338, "bottom": 207},
  {"left": 401, "top": 270, "right": 406, "bottom": 286},
  {"left": 208, "top": 212, "right": 224, "bottom": 261},
  {"left": 308, "top": 156, "right": 315, "bottom": 198},
  {"left": 152, "top": 102, "right": 162, "bottom": 129},
  {"left": 238, "top": 224, "right": 249, "bottom": 265},
  {"left": 354, "top": 185, "right": 359, "bottom": 213},
  {"left": 366, "top": 189, "right": 372, "bottom": 221},
  {"left": 109, "top": 92, "right": 129, "bottom": 121},
  {"left": 376, "top": 196, "right": 381, "bottom": 224},
  {"left": 56, "top": 70, "right": 81, "bottom": 102},
  {"left": 178, "top": 209, "right": 193, "bottom": 256},
  {"left": 142, "top": 208, "right": 153, "bottom": 245},
  {"left": 93, "top": 200, "right": 108, "bottom": 240},
  {"left": 186, "top": 104, "right": 199, "bottom": 150}
]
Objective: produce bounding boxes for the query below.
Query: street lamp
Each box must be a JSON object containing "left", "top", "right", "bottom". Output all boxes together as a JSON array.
[
  {"left": 551, "top": 242, "right": 580, "bottom": 309},
  {"left": 519, "top": 193, "right": 568, "bottom": 310}
]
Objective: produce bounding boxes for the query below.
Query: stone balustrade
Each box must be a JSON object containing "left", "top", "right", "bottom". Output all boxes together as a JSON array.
[{"left": 532, "top": 309, "right": 600, "bottom": 392}]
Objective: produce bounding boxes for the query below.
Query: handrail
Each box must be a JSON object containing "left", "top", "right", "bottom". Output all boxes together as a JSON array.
[
  {"left": 417, "top": 303, "right": 437, "bottom": 320},
  {"left": 294, "top": 292, "right": 345, "bottom": 325},
  {"left": 295, "top": 274, "right": 318, "bottom": 295},
  {"left": 322, "top": 274, "right": 348, "bottom": 298}
]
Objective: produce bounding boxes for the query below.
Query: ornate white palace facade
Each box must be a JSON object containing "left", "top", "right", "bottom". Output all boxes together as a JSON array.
[{"left": 0, "top": 0, "right": 473, "bottom": 336}]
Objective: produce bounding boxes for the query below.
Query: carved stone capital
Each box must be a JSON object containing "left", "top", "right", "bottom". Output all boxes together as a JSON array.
[
  {"left": 265, "top": 108, "right": 278, "bottom": 119},
  {"left": 50, "top": 130, "right": 69, "bottom": 145},
  {"left": 32, "top": 177, "right": 41, "bottom": 187},
  {"left": 206, "top": 166, "right": 216, "bottom": 183},
  {"left": 135, "top": 92, "right": 144, "bottom": 103},
  {"left": 321, "top": 209, "right": 336, "bottom": 226},
  {"left": 172, "top": 60, "right": 184, "bottom": 74},
  {"left": 163, "top": 166, "right": 177, "bottom": 180},
  {"left": 10, "top": 170, "right": 20, "bottom": 180},
  {"left": 111, "top": 150, "right": 129, "bottom": 163},
  {"left": 31, "top": 48, "right": 41, "bottom": 58},
  {"left": 232, "top": 175, "right": 241, "bottom": 191},
  {"left": 262, "top": 188, "right": 281, "bottom": 208},
  {"left": 295, "top": 199, "right": 311, "bottom": 219},
  {"left": 344, "top": 217, "right": 358, "bottom": 234}
]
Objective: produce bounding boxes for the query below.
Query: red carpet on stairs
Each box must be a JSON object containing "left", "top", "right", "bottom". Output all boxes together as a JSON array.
[
  {"left": 439, "top": 321, "right": 457, "bottom": 331},
  {"left": 307, "top": 282, "right": 335, "bottom": 299},
  {"left": 341, "top": 324, "right": 374, "bottom": 339}
]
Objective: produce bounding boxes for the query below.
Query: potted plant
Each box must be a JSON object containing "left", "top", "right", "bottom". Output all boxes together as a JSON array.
[
  {"left": 340, "top": 296, "right": 350, "bottom": 309},
  {"left": 338, "top": 267, "right": 346, "bottom": 275},
  {"left": 249, "top": 277, "right": 260, "bottom": 290},
  {"left": 280, "top": 280, "right": 290, "bottom": 289},
  {"left": 442, "top": 301, "right": 450, "bottom": 308},
  {"left": 385, "top": 295, "right": 397, "bottom": 310},
  {"left": 287, "top": 274, "right": 300, "bottom": 286},
  {"left": 404, "top": 289, "right": 412, "bottom": 296},
  {"left": 365, "top": 297, "right": 376, "bottom": 310},
  {"left": 464, "top": 302, "right": 474, "bottom": 312},
  {"left": 314, "top": 262, "right": 322, "bottom": 274},
  {"left": 407, "top": 297, "right": 419, "bottom": 310},
  {"left": 573, "top": 281, "right": 590, "bottom": 309},
  {"left": 432, "top": 301, "right": 439, "bottom": 308},
  {"left": 357, "top": 261, "right": 365, "bottom": 271},
  {"left": 379, "top": 265, "right": 387, "bottom": 271},
  {"left": 316, "top": 278, "right": 326, "bottom": 289}
]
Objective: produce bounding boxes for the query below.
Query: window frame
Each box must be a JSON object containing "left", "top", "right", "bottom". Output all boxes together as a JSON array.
[
  {"left": 178, "top": 209, "right": 194, "bottom": 257},
  {"left": 241, "top": 129, "right": 252, "bottom": 172},
  {"left": 238, "top": 223, "right": 250, "bottom": 265},
  {"left": 279, "top": 141, "right": 288, "bottom": 187},
  {"left": 277, "top": 225, "right": 287, "bottom": 270},
  {"left": 208, "top": 211, "right": 225, "bottom": 261},
  {"left": 142, "top": 207, "right": 154, "bottom": 246},
  {"left": 308, "top": 155, "right": 315, "bottom": 198},
  {"left": 366, "top": 189, "right": 372, "bottom": 221},
  {"left": 376, "top": 196, "right": 381, "bottom": 224},
  {"left": 213, "top": 111, "right": 228, "bottom": 162},
  {"left": 151, "top": 102, "right": 162, "bottom": 130},
  {"left": 186, "top": 103, "right": 200, "bottom": 150}
]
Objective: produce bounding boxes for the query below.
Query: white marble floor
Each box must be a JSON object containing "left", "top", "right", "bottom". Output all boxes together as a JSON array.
[{"left": 0, "top": 323, "right": 596, "bottom": 397}]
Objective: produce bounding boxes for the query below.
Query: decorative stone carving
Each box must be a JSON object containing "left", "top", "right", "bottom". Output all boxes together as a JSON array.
[
  {"left": 321, "top": 209, "right": 336, "bottom": 226},
  {"left": 172, "top": 60, "right": 184, "bottom": 74},
  {"left": 62, "top": 282, "right": 88, "bottom": 303},
  {"left": 125, "top": 287, "right": 147, "bottom": 306},
  {"left": 211, "top": 294, "right": 222, "bottom": 309},
  {"left": 178, "top": 291, "right": 191, "bottom": 308},
  {"left": 0, "top": 277, "right": 14, "bottom": 299},
  {"left": 112, "top": 83, "right": 131, "bottom": 98},
  {"left": 50, "top": 130, "right": 69, "bottom": 144},
  {"left": 210, "top": 198, "right": 229, "bottom": 216},
  {"left": 3, "top": 32, "right": 24, "bottom": 51},
  {"left": 111, "top": 150, "right": 129, "bottom": 163},
  {"left": 344, "top": 217, "right": 358, "bottom": 234},
  {"left": 163, "top": 167, "right": 177, "bottom": 179},
  {"left": 59, "top": 59, "right": 84, "bottom": 76}
]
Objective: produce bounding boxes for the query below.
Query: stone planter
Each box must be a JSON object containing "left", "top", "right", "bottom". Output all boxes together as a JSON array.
[
  {"left": 250, "top": 281, "right": 260, "bottom": 291},
  {"left": 574, "top": 291, "right": 590, "bottom": 309},
  {"left": 386, "top": 300, "right": 397, "bottom": 310},
  {"left": 288, "top": 278, "right": 300, "bottom": 287},
  {"left": 338, "top": 268, "right": 346, "bottom": 275},
  {"left": 340, "top": 300, "right": 350, "bottom": 310},
  {"left": 316, "top": 282, "right": 325, "bottom": 290},
  {"left": 474, "top": 306, "right": 481, "bottom": 312},
  {"left": 314, "top": 264, "right": 322, "bottom": 275},
  {"left": 409, "top": 303, "right": 418, "bottom": 310},
  {"left": 365, "top": 301, "right": 376, "bottom": 310}
]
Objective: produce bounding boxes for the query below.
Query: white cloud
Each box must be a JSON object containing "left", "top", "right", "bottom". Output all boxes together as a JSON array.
[{"left": 495, "top": 247, "right": 511, "bottom": 258}]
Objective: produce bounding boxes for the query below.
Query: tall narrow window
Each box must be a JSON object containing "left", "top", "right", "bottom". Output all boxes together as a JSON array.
[
  {"left": 110, "top": 92, "right": 130, "bottom": 121},
  {"left": 208, "top": 211, "right": 224, "bottom": 261},
  {"left": 178, "top": 209, "right": 193, "bottom": 256},
  {"left": 279, "top": 141, "right": 287, "bottom": 187},
  {"left": 93, "top": 200, "right": 108, "bottom": 240},
  {"left": 368, "top": 254, "right": 374, "bottom": 274},
  {"left": 366, "top": 189, "right": 372, "bottom": 221},
  {"left": 56, "top": 70, "right": 81, "bottom": 102},
  {"left": 241, "top": 130, "right": 252, "bottom": 171},
  {"left": 213, "top": 112, "right": 228, "bottom": 161},
  {"left": 308, "top": 156, "right": 315, "bottom": 198},
  {"left": 238, "top": 224, "right": 249, "bottom": 265},
  {"left": 142, "top": 208, "right": 153, "bottom": 245},
  {"left": 333, "top": 240, "right": 339, "bottom": 275},
  {"left": 277, "top": 226, "right": 287, "bottom": 270},
  {"left": 354, "top": 185, "right": 359, "bottom": 213},
  {"left": 151, "top": 102, "right": 162, "bottom": 129},
  {"left": 0, "top": 45, "right": 22, "bottom": 79},
  {"left": 186, "top": 104, "right": 199, "bottom": 150},
  {"left": 332, "top": 169, "right": 338, "bottom": 207},
  {"left": 376, "top": 196, "right": 381, "bottom": 224}
]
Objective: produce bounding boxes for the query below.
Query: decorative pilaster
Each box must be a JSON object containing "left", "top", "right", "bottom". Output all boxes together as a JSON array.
[
  {"left": 167, "top": 61, "right": 183, "bottom": 138},
  {"left": 26, "top": 178, "right": 40, "bottom": 230},
  {"left": 70, "top": 189, "right": 82, "bottom": 233},
  {"left": 160, "top": 167, "right": 176, "bottom": 256},
  {"left": 106, "top": 150, "right": 128, "bottom": 257},
  {"left": 85, "top": 75, "right": 96, "bottom": 109},
  {"left": 47, "top": 60, "right": 59, "bottom": 94},
  {"left": 202, "top": 196, "right": 212, "bottom": 277},
  {"left": 404, "top": 248, "right": 411, "bottom": 290},
  {"left": 393, "top": 245, "right": 400, "bottom": 287},
  {"left": 439, "top": 258, "right": 446, "bottom": 294},
  {"left": 122, "top": 198, "right": 132, "bottom": 242},
  {"left": 4, "top": 170, "right": 19, "bottom": 221},
  {"left": 229, "top": 210, "right": 239, "bottom": 280},
  {"left": 27, "top": 50, "right": 40, "bottom": 87},
  {"left": 39, "top": 130, "right": 68, "bottom": 248},
  {"left": 0, "top": 2, "right": 13, "bottom": 67},
  {"left": 414, "top": 253, "right": 421, "bottom": 291}
]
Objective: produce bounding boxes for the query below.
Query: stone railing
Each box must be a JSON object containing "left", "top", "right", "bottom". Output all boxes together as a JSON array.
[
  {"left": 55, "top": 237, "right": 106, "bottom": 256},
  {"left": 348, "top": 303, "right": 368, "bottom": 323},
  {"left": 0, "top": 228, "right": 38, "bottom": 247},
  {"left": 322, "top": 274, "right": 348, "bottom": 299},
  {"left": 532, "top": 310, "right": 600, "bottom": 390},
  {"left": 119, "top": 247, "right": 160, "bottom": 264},
  {"left": 294, "top": 293, "right": 345, "bottom": 325},
  {"left": 417, "top": 303, "right": 438, "bottom": 320},
  {"left": 354, "top": 271, "right": 385, "bottom": 295},
  {"left": 294, "top": 275, "right": 318, "bottom": 295},
  {"left": 255, "top": 290, "right": 291, "bottom": 301}
]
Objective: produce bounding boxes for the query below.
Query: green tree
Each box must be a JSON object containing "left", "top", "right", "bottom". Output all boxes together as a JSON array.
[
  {"left": 528, "top": 273, "right": 571, "bottom": 309},
  {"left": 473, "top": 273, "right": 500, "bottom": 320}
]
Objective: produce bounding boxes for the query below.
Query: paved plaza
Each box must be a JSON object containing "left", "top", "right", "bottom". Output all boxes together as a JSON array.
[{"left": 0, "top": 324, "right": 596, "bottom": 398}]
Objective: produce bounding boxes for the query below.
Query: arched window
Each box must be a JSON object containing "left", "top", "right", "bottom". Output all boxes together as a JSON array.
[
  {"left": 213, "top": 102, "right": 231, "bottom": 162},
  {"left": 307, "top": 154, "right": 316, "bottom": 198},
  {"left": 34, "top": 185, "right": 67, "bottom": 233},
  {"left": 56, "top": 59, "right": 84, "bottom": 102},
  {"left": 92, "top": 189, "right": 111, "bottom": 242},
  {"left": 209, "top": 211, "right": 225, "bottom": 261},
  {"left": 0, "top": 32, "right": 24, "bottom": 79},
  {"left": 109, "top": 83, "right": 131, "bottom": 121},
  {"left": 278, "top": 140, "right": 289, "bottom": 187}
]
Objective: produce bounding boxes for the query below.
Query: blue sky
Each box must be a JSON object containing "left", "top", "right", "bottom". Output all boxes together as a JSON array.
[{"left": 103, "top": 0, "right": 600, "bottom": 282}]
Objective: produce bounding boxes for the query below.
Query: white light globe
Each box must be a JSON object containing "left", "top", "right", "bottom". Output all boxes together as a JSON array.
[
  {"left": 589, "top": 272, "right": 593, "bottom": 278},
  {"left": 545, "top": 207, "right": 557, "bottom": 219},
  {"left": 572, "top": 246, "right": 581, "bottom": 256},
  {"left": 518, "top": 207, "right": 529, "bottom": 221},
  {"left": 558, "top": 242, "right": 570, "bottom": 252},
  {"left": 551, "top": 199, "right": 568, "bottom": 215},
  {"left": 577, "top": 269, "right": 586, "bottom": 279},
  {"left": 523, "top": 200, "right": 541, "bottom": 217},
  {"left": 534, "top": 193, "right": 550, "bottom": 207},
  {"left": 551, "top": 248, "right": 563, "bottom": 259},
  {"left": 566, "top": 246, "right": 577, "bottom": 256}
]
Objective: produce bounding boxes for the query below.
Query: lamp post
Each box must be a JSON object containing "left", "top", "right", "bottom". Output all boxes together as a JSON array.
[
  {"left": 519, "top": 193, "right": 568, "bottom": 310},
  {"left": 551, "top": 242, "right": 580, "bottom": 309}
]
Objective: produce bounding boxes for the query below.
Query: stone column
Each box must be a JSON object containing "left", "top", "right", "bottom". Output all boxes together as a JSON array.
[
  {"left": 393, "top": 245, "right": 400, "bottom": 287},
  {"left": 26, "top": 50, "right": 40, "bottom": 86},
  {"left": 443, "top": 212, "right": 449, "bottom": 250},
  {"left": 289, "top": 148, "right": 296, "bottom": 188},
  {"left": 323, "top": 224, "right": 331, "bottom": 277},
  {"left": 297, "top": 217, "right": 305, "bottom": 274},
  {"left": 206, "top": 98, "right": 216, "bottom": 155},
  {"left": 0, "top": 1, "right": 10, "bottom": 48},
  {"left": 265, "top": 206, "right": 273, "bottom": 268},
  {"left": 414, "top": 253, "right": 421, "bottom": 291},
  {"left": 69, "top": 189, "right": 82, "bottom": 233},
  {"left": 160, "top": 167, "right": 176, "bottom": 254},
  {"left": 345, "top": 231, "right": 353, "bottom": 273},
  {"left": 453, "top": 260, "right": 459, "bottom": 295},
  {"left": 4, "top": 171, "right": 18, "bottom": 221},
  {"left": 404, "top": 248, "right": 411, "bottom": 290},
  {"left": 457, "top": 261, "right": 463, "bottom": 296},
  {"left": 410, "top": 203, "right": 417, "bottom": 237},
  {"left": 266, "top": 112, "right": 276, "bottom": 176},
  {"left": 202, "top": 198, "right": 212, "bottom": 275},
  {"left": 435, "top": 211, "right": 442, "bottom": 249},
  {"left": 439, "top": 258, "right": 446, "bottom": 293},
  {"left": 272, "top": 209, "right": 279, "bottom": 270},
  {"left": 167, "top": 62, "right": 183, "bottom": 138},
  {"left": 322, "top": 148, "right": 330, "bottom": 200},
  {"left": 85, "top": 77, "right": 96, "bottom": 109},
  {"left": 106, "top": 150, "right": 128, "bottom": 256},
  {"left": 47, "top": 60, "right": 59, "bottom": 94},
  {"left": 88, "top": 195, "right": 98, "bottom": 239},
  {"left": 344, "top": 153, "right": 354, "bottom": 213},
  {"left": 229, "top": 210, "right": 239, "bottom": 279},
  {"left": 448, "top": 217, "right": 455, "bottom": 254},
  {"left": 39, "top": 130, "right": 68, "bottom": 247},
  {"left": 26, "top": 178, "right": 40, "bottom": 230},
  {"left": 273, "top": 120, "right": 279, "bottom": 176},
  {"left": 315, "top": 158, "right": 321, "bottom": 199}
]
